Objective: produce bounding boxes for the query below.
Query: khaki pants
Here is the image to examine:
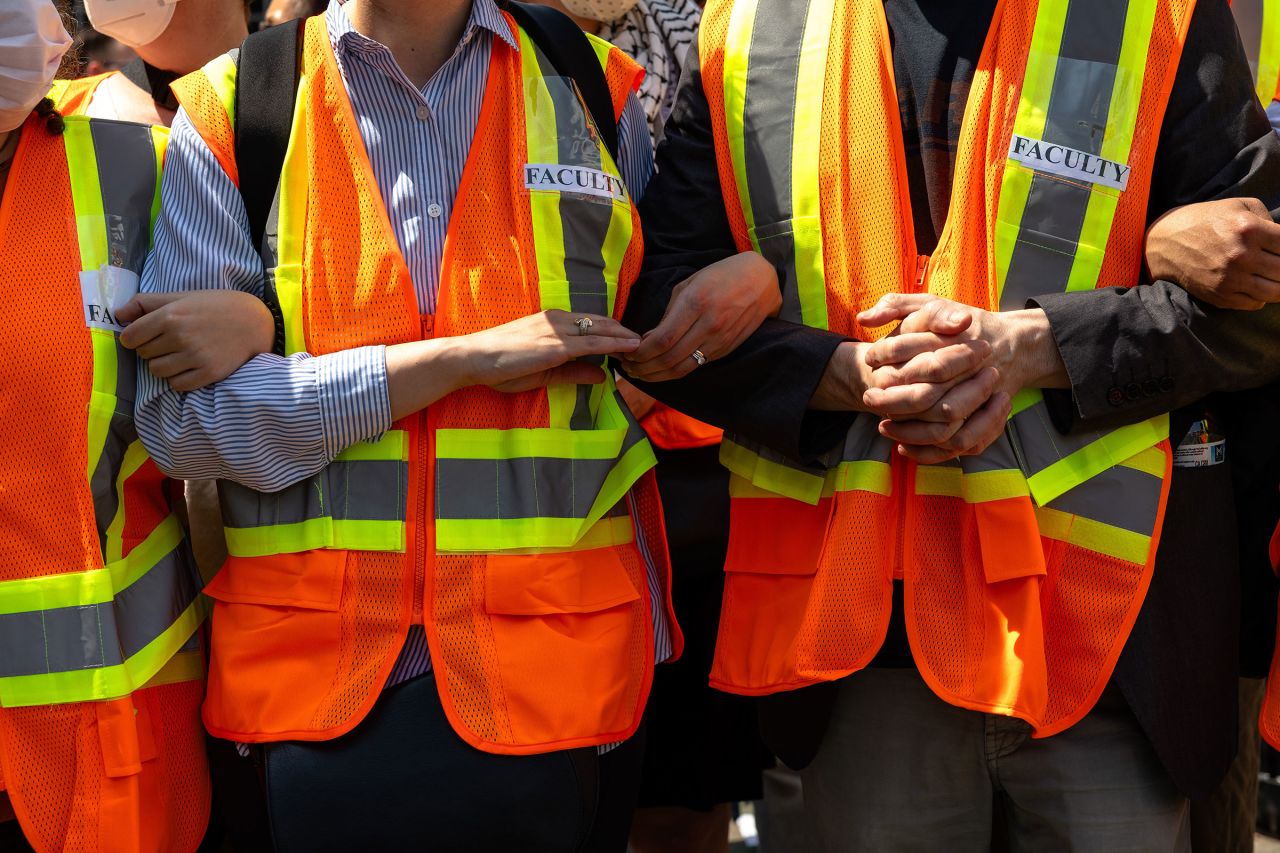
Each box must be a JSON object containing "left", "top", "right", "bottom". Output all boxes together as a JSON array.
[{"left": 801, "top": 668, "right": 1190, "bottom": 852}]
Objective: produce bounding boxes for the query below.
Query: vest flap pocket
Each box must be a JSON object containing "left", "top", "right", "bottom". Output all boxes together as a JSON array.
[
  {"left": 724, "top": 494, "right": 834, "bottom": 576},
  {"left": 484, "top": 548, "right": 639, "bottom": 616},
  {"left": 203, "top": 551, "right": 346, "bottom": 611}
]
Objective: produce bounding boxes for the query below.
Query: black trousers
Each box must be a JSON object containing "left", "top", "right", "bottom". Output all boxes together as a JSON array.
[{"left": 263, "top": 672, "right": 646, "bottom": 852}]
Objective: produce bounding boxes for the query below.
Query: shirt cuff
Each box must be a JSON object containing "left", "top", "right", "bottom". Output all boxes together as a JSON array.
[{"left": 316, "top": 345, "right": 393, "bottom": 459}]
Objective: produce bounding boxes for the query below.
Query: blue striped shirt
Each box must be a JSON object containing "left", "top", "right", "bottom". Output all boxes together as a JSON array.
[{"left": 138, "top": 0, "right": 670, "bottom": 697}]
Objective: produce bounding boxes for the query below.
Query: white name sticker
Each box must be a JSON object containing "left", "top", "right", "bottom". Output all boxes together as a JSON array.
[
  {"left": 80, "top": 265, "right": 139, "bottom": 333},
  {"left": 524, "top": 164, "right": 628, "bottom": 202},
  {"left": 1007, "top": 134, "right": 1131, "bottom": 192}
]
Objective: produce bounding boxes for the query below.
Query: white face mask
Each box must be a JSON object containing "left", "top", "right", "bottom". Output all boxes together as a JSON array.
[
  {"left": 0, "top": 0, "right": 72, "bottom": 133},
  {"left": 560, "top": 0, "right": 640, "bottom": 23},
  {"left": 84, "top": 0, "right": 183, "bottom": 49}
]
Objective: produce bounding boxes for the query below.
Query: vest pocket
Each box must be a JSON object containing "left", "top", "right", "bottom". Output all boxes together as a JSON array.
[
  {"left": 714, "top": 495, "right": 833, "bottom": 691},
  {"left": 202, "top": 551, "right": 347, "bottom": 735},
  {"left": 482, "top": 546, "right": 644, "bottom": 744}
]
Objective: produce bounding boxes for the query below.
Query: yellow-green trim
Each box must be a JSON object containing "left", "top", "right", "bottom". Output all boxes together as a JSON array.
[
  {"left": 719, "top": 437, "right": 826, "bottom": 505},
  {"left": 1258, "top": 0, "right": 1280, "bottom": 104},
  {"left": 723, "top": 0, "right": 761, "bottom": 251},
  {"left": 225, "top": 517, "right": 406, "bottom": 558},
  {"left": 1025, "top": 414, "right": 1169, "bottom": 506},
  {"left": 204, "top": 53, "right": 240, "bottom": 130},
  {"left": 915, "top": 466, "right": 1031, "bottom": 503},
  {"left": 335, "top": 430, "right": 409, "bottom": 462},
  {"left": 102, "top": 441, "right": 151, "bottom": 565},
  {"left": 1035, "top": 505, "right": 1152, "bottom": 565}
]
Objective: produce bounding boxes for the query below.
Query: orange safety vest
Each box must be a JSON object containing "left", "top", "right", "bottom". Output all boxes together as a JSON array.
[
  {"left": 701, "top": 0, "right": 1190, "bottom": 737},
  {"left": 0, "top": 114, "right": 209, "bottom": 852},
  {"left": 173, "top": 14, "right": 680, "bottom": 755}
]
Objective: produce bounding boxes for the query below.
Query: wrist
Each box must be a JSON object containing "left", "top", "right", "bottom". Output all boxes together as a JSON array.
[
  {"left": 995, "top": 309, "right": 1068, "bottom": 391},
  {"left": 810, "top": 341, "right": 872, "bottom": 412}
]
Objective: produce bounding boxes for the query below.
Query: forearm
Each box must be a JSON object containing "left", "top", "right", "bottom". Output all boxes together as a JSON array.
[
  {"left": 135, "top": 347, "right": 390, "bottom": 491},
  {"left": 1035, "top": 283, "right": 1280, "bottom": 431}
]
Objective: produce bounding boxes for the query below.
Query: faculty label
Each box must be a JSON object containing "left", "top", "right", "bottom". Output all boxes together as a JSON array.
[
  {"left": 524, "top": 164, "right": 627, "bottom": 202},
  {"left": 1007, "top": 134, "right": 1131, "bottom": 192},
  {"left": 80, "top": 265, "right": 139, "bottom": 333}
]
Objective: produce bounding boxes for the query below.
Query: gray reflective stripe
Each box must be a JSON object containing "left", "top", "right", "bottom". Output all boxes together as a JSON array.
[
  {"left": 960, "top": 433, "right": 1021, "bottom": 474},
  {"left": 999, "top": 0, "right": 1130, "bottom": 311},
  {"left": 740, "top": 0, "right": 809, "bottom": 324},
  {"left": 838, "top": 416, "right": 894, "bottom": 466},
  {"left": 85, "top": 120, "right": 155, "bottom": 551},
  {"left": 529, "top": 44, "right": 614, "bottom": 429},
  {"left": 1235, "top": 0, "right": 1265, "bottom": 81},
  {"left": 1044, "top": 462, "right": 1162, "bottom": 536},
  {"left": 219, "top": 459, "right": 408, "bottom": 529},
  {"left": 0, "top": 543, "right": 201, "bottom": 678},
  {"left": 1008, "top": 398, "right": 1101, "bottom": 477},
  {"left": 436, "top": 413, "right": 648, "bottom": 521},
  {"left": 90, "top": 120, "right": 158, "bottom": 275}
]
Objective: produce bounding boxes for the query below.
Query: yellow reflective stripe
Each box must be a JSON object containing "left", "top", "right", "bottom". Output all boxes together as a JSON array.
[
  {"left": 995, "top": 0, "right": 1065, "bottom": 302},
  {"left": 789, "top": 0, "right": 834, "bottom": 330},
  {"left": 827, "top": 460, "right": 893, "bottom": 497},
  {"left": 915, "top": 466, "right": 1031, "bottom": 503},
  {"left": 1010, "top": 387, "right": 1042, "bottom": 417},
  {"left": 86, "top": 332, "right": 117, "bottom": 485},
  {"left": 224, "top": 518, "right": 406, "bottom": 558},
  {"left": 0, "top": 515, "right": 184, "bottom": 615},
  {"left": 102, "top": 441, "right": 151, "bottom": 565},
  {"left": 519, "top": 28, "right": 576, "bottom": 427},
  {"left": 1035, "top": 506, "right": 1152, "bottom": 565},
  {"left": 334, "top": 430, "right": 409, "bottom": 462},
  {"left": 1120, "top": 444, "right": 1168, "bottom": 479},
  {"left": 205, "top": 53, "right": 239, "bottom": 129},
  {"left": 723, "top": 0, "right": 761, "bottom": 248},
  {"left": 719, "top": 437, "right": 826, "bottom": 504},
  {"left": 143, "top": 648, "right": 205, "bottom": 689},
  {"left": 63, "top": 119, "right": 108, "bottom": 271},
  {"left": 276, "top": 72, "right": 310, "bottom": 356},
  {"left": 436, "top": 421, "right": 630, "bottom": 461},
  {"left": 148, "top": 125, "right": 168, "bottom": 243},
  {"left": 1259, "top": 0, "right": 1280, "bottom": 104},
  {"left": 0, "top": 599, "right": 206, "bottom": 707},
  {"left": 437, "top": 512, "right": 635, "bottom": 555},
  {"left": 1025, "top": 414, "right": 1168, "bottom": 506}
]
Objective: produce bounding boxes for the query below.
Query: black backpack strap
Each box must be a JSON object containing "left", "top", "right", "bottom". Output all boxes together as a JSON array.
[
  {"left": 501, "top": 1, "right": 620, "bottom": 161},
  {"left": 234, "top": 19, "right": 304, "bottom": 256}
]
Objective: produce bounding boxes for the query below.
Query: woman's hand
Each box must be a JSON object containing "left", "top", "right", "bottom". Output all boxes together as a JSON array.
[
  {"left": 386, "top": 310, "right": 642, "bottom": 421},
  {"left": 1145, "top": 197, "right": 1280, "bottom": 310},
  {"left": 620, "top": 252, "right": 781, "bottom": 381},
  {"left": 117, "top": 290, "right": 276, "bottom": 392}
]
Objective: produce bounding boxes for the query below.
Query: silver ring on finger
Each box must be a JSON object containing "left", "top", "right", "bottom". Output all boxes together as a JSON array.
[
  {"left": 691, "top": 349, "right": 707, "bottom": 366},
  {"left": 575, "top": 317, "right": 593, "bottom": 336}
]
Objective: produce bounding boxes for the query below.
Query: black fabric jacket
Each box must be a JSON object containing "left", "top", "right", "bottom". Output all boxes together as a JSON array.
[{"left": 625, "top": 0, "right": 1280, "bottom": 798}]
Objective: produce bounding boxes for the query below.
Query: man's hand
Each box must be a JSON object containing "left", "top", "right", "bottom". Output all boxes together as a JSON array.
[
  {"left": 118, "top": 290, "right": 276, "bottom": 392},
  {"left": 856, "top": 294, "right": 1069, "bottom": 463},
  {"left": 620, "top": 252, "right": 781, "bottom": 381},
  {"left": 1145, "top": 197, "right": 1280, "bottom": 310}
]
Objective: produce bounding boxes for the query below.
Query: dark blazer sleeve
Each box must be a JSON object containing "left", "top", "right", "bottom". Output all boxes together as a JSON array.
[
  {"left": 1034, "top": 0, "right": 1280, "bottom": 432},
  {"left": 622, "top": 32, "right": 857, "bottom": 462}
]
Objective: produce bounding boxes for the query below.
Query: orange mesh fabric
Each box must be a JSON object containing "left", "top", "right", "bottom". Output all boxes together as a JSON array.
[
  {"left": 170, "top": 71, "right": 238, "bottom": 186},
  {"left": 0, "top": 681, "right": 209, "bottom": 853},
  {"left": 818, "top": 0, "right": 915, "bottom": 340},
  {"left": 0, "top": 119, "right": 98, "bottom": 583},
  {"left": 604, "top": 47, "right": 644, "bottom": 122}
]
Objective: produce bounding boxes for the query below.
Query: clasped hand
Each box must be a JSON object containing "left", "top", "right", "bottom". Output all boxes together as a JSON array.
[{"left": 827, "top": 294, "right": 1062, "bottom": 465}]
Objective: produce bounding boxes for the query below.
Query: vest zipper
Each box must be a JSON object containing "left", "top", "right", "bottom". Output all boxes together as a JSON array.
[{"left": 413, "top": 315, "right": 434, "bottom": 624}]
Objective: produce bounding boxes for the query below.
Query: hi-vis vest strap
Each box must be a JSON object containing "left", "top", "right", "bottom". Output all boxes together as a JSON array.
[
  {"left": 702, "top": 0, "right": 1187, "bottom": 736},
  {"left": 1231, "top": 0, "right": 1280, "bottom": 105},
  {"left": 173, "top": 14, "right": 678, "bottom": 755},
  {"left": 0, "top": 113, "right": 210, "bottom": 853},
  {"left": 0, "top": 116, "right": 204, "bottom": 710},
  {"left": 47, "top": 73, "right": 114, "bottom": 117}
]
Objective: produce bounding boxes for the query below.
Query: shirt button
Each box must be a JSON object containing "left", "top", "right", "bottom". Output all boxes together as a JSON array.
[
  {"left": 428, "top": 203, "right": 443, "bottom": 218},
  {"left": 415, "top": 104, "right": 429, "bottom": 120}
]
